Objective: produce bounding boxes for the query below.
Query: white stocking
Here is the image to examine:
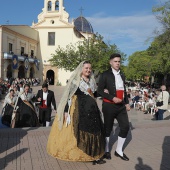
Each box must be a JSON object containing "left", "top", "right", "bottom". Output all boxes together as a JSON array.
[
  {"left": 46, "top": 121, "right": 50, "bottom": 127},
  {"left": 116, "top": 136, "right": 126, "bottom": 156}
]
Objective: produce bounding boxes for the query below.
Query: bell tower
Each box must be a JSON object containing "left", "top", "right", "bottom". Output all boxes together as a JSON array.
[
  {"left": 32, "top": 0, "right": 69, "bottom": 27},
  {"left": 44, "top": 0, "right": 63, "bottom": 13}
]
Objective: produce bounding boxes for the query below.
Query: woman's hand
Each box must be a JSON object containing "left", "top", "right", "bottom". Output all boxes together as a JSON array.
[
  {"left": 104, "top": 89, "right": 109, "bottom": 94},
  {"left": 64, "top": 112, "right": 68, "bottom": 122}
]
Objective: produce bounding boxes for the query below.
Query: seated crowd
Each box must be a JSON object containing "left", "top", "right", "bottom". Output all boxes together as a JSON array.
[{"left": 127, "top": 87, "right": 160, "bottom": 115}]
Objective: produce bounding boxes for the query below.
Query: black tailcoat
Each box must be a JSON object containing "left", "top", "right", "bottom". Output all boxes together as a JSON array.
[
  {"left": 97, "top": 68, "right": 129, "bottom": 104},
  {"left": 36, "top": 89, "right": 56, "bottom": 110}
]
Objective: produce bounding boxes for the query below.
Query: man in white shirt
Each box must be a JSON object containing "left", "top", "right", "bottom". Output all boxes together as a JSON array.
[
  {"left": 98, "top": 53, "right": 130, "bottom": 161},
  {"left": 36, "top": 83, "right": 56, "bottom": 127}
]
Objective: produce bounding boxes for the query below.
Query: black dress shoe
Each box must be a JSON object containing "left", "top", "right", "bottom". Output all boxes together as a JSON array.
[
  {"left": 144, "top": 111, "right": 148, "bottom": 114},
  {"left": 114, "top": 151, "right": 129, "bottom": 161},
  {"left": 103, "top": 152, "right": 111, "bottom": 160},
  {"left": 92, "top": 159, "right": 106, "bottom": 165}
]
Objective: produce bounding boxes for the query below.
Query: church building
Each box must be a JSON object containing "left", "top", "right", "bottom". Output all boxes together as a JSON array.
[{"left": 0, "top": 0, "right": 94, "bottom": 85}]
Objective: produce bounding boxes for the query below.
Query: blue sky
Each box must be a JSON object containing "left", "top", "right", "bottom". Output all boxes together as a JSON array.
[{"left": 0, "top": 0, "right": 166, "bottom": 61}]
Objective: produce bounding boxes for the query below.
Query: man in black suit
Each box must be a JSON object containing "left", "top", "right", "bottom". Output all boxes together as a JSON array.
[
  {"left": 36, "top": 83, "right": 56, "bottom": 127},
  {"left": 97, "top": 53, "right": 130, "bottom": 161}
]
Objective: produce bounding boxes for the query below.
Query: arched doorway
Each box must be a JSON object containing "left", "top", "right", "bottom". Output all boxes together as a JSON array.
[
  {"left": 7, "top": 64, "right": 12, "bottom": 79},
  {"left": 46, "top": 70, "right": 54, "bottom": 85},
  {"left": 30, "top": 67, "right": 34, "bottom": 78},
  {"left": 18, "top": 65, "right": 25, "bottom": 78}
]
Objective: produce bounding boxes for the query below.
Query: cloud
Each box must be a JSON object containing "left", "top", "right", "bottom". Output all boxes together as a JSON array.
[{"left": 87, "top": 13, "right": 162, "bottom": 56}]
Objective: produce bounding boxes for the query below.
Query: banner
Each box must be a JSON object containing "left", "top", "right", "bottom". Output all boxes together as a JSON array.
[
  {"left": 12, "top": 55, "right": 18, "bottom": 69},
  {"left": 34, "top": 59, "right": 39, "bottom": 70},
  {"left": 24, "top": 57, "right": 29, "bottom": 71}
]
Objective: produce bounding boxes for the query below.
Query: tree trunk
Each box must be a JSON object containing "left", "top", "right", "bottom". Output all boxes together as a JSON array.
[{"left": 163, "top": 74, "right": 167, "bottom": 85}]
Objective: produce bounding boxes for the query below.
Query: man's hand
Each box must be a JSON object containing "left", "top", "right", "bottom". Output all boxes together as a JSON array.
[
  {"left": 112, "top": 97, "right": 122, "bottom": 103},
  {"left": 125, "top": 104, "right": 131, "bottom": 111},
  {"left": 38, "top": 97, "right": 41, "bottom": 102}
]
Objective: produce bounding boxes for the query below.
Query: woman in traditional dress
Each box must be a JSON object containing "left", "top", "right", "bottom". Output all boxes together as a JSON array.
[
  {"left": 14, "top": 84, "right": 39, "bottom": 127},
  {"left": 1, "top": 89, "right": 16, "bottom": 127},
  {"left": 13, "top": 86, "right": 19, "bottom": 97},
  {"left": 47, "top": 61, "right": 105, "bottom": 164}
]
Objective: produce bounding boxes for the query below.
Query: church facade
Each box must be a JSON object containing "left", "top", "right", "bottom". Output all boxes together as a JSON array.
[{"left": 0, "top": 0, "right": 94, "bottom": 85}]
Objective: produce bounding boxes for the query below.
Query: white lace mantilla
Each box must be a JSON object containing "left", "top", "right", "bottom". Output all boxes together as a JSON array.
[{"left": 79, "top": 78, "right": 96, "bottom": 96}]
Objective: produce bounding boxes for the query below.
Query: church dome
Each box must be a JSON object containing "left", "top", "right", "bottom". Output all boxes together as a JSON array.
[{"left": 74, "top": 16, "right": 94, "bottom": 34}]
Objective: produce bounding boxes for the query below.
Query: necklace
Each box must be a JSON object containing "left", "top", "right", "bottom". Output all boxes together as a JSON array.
[{"left": 82, "top": 76, "right": 89, "bottom": 83}]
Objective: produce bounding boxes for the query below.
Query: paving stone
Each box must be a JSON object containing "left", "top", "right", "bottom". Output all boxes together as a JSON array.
[{"left": 0, "top": 85, "right": 170, "bottom": 170}]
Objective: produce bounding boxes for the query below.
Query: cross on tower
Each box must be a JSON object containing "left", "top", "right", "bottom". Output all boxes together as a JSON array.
[{"left": 79, "top": 7, "right": 84, "bottom": 16}]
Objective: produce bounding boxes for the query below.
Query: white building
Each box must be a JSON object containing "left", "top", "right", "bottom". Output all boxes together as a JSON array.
[{"left": 0, "top": 0, "right": 94, "bottom": 85}]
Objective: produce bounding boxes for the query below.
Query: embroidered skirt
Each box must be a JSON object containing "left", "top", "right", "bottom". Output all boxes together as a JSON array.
[{"left": 47, "top": 95, "right": 105, "bottom": 161}]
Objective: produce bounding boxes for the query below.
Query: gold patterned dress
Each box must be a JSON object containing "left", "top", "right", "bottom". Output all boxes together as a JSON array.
[{"left": 47, "top": 88, "right": 105, "bottom": 161}]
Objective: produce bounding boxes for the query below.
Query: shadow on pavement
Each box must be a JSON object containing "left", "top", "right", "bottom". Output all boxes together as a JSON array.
[
  {"left": 135, "top": 157, "right": 152, "bottom": 170},
  {"left": 0, "top": 128, "right": 39, "bottom": 169},
  {"left": 164, "top": 115, "right": 170, "bottom": 120},
  {"left": 50, "top": 115, "right": 55, "bottom": 126},
  {"left": 160, "top": 136, "right": 170, "bottom": 170},
  {"left": 0, "top": 148, "right": 28, "bottom": 169}
]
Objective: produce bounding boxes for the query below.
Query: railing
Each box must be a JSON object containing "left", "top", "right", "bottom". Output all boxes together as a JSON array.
[{"left": 3, "top": 53, "right": 40, "bottom": 63}]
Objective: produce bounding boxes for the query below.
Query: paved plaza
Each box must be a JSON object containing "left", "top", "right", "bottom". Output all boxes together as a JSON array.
[{"left": 0, "top": 86, "right": 170, "bottom": 170}]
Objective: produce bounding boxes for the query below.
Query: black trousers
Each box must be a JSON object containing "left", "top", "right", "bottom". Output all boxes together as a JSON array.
[
  {"left": 39, "top": 107, "right": 52, "bottom": 126},
  {"left": 102, "top": 102, "right": 129, "bottom": 138}
]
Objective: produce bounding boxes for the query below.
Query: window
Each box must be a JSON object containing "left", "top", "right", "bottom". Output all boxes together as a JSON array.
[
  {"left": 21, "top": 47, "right": 24, "bottom": 56},
  {"left": 48, "top": 32, "right": 55, "bottom": 46},
  {"left": 9, "top": 43, "right": 13, "bottom": 54},
  {"left": 51, "top": 20, "right": 55, "bottom": 24},
  {"left": 47, "top": 1, "right": 52, "bottom": 11},
  {"left": 55, "top": 1, "right": 59, "bottom": 10},
  {"left": 31, "top": 50, "right": 34, "bottom": 58}
]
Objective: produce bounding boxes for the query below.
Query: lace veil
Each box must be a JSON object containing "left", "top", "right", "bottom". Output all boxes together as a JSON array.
[{"left": 57, "top": 61, "right": 97, "bottom": 130}]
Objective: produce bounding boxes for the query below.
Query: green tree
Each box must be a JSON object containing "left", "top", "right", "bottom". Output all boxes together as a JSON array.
[
  {"left": 152, "top": 0, "right": 170, "bottom": 30},
  {"left": 49, "top": 33, "right": 126, "bottom": 73},
  {"left": 147, "top": 32, "right": 170, "bottom": 83},
  {"left": 125, "top": 51, "right": 154, "bottom": 81},
  {"left": 124, "top": 1, "right": 170, "bottom": 82}
]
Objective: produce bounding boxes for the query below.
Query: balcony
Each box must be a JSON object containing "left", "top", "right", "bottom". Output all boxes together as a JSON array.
[{"left": 3, "top": 53, "right": 40, "bottom": 64}]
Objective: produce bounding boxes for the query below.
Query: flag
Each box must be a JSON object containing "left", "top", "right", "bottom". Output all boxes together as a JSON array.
[
  {"left": 34, "top": 59, "right": 39, "bottom": 70},
  {"left": 12, "top": 55, "right": 18, "bottom": 69}
]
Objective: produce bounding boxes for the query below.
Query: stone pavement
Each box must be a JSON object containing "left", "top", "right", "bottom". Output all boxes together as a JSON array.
[{"left": 0, "top": 86, "right": 170, "bottom": 170}]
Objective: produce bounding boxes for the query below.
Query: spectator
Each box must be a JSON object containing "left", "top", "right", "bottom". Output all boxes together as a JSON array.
[{"left": 155, "top": 85, "right": 169, "bottom": 120}]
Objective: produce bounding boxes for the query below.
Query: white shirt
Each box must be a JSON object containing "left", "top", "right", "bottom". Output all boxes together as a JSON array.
[
  {"left": 43, "top": 91, "right": 48, "bottom": 105},
  {"left": 112, "top": 68, "right": 124, "bottom": 90},
  {"left": 43, "top": 91, "right": 48, "bottom": 100}
]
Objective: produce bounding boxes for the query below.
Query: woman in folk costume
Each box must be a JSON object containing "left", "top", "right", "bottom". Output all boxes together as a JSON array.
[
  {"left": 47, "top": 61, "right": 105, "bottom": 164},
  {"left": 1, "top": 89, "right": 17, "bottom": 127},
  {"left": 14, "top": 84, "right": 39, "bottom": 127},
  {"left": 13, "top": 86, "right": 20, "bottom": 97}
]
